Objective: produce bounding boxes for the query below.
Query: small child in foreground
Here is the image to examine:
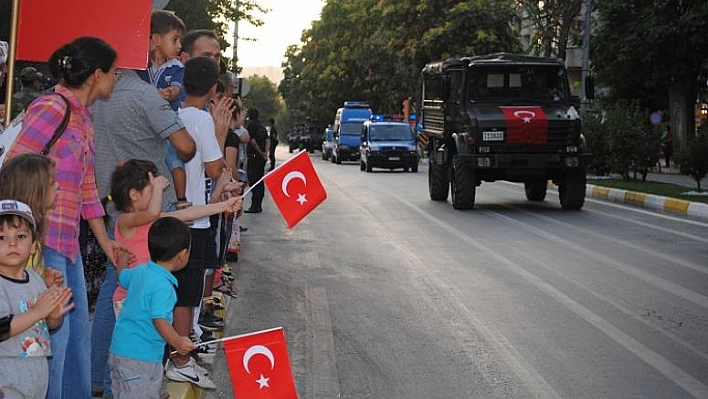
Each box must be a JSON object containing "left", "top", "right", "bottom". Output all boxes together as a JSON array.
[{"left": 0, "top": 199, "right": 73, "bottom": 399}]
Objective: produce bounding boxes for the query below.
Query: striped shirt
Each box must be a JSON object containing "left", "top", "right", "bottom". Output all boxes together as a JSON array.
[{"left": 7, "top": 86, "right": 105, "bottom": 262}]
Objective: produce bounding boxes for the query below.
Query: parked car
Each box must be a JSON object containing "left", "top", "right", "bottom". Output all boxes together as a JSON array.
[{"left": 322, "top": 125, "right": 335, "bottom": 160}]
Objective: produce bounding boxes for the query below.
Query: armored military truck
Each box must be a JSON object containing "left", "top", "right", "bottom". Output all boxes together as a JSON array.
[{"left": 421, "top": 53, "right": 589, "bottom": 210}]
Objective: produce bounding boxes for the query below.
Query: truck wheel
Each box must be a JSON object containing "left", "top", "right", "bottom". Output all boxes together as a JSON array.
[
  {"left": 451, "top": 155, "right": 475, "bottom": 210},
  {"left": 411, "top": 164, "right": 418, "bottom": 173},
  {"left": 428, "top": 156, "right": 449, "bottom": 201},
  {"left": 524, "top": 179, "right": 547, "bottom": 201},
  {"left": 360, "top": 160, "right": 365, "bottom": 171},
  {"left": 289, "top": 146, "right": 294, "bottom": 153},
  {"left": 336, "top": 156, "right": 342, "bottom": 165},
  {"left": 560, "top": 169, "right": 586, "bottom": 210},
  {"left": 366, "top": 161, "right": 373, "bottom": 172},
  {"left": 322, "top": 151, "right": 328, "bottom": 161}
]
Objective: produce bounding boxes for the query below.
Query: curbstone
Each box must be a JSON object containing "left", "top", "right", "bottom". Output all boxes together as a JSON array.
[{"left": 585, "top": 183, "right": 708, "bottom": 221}]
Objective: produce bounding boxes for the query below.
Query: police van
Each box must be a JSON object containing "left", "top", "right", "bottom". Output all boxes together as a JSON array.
[
  {"left": 359, "top": 115, "right": 419, "bottom": 172},
  {"left": 331, "top": 101, "right": 372, "bottom": 164}
]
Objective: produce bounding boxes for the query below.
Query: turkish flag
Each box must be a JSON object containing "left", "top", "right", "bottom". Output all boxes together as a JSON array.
[
  {"left": 15, "top": 0, "right": 151, "bottom": 69},
  {"left": 500, "top": 106, "right": 548, "bottom": 144},
  {"left": 223, "top": 327, "right": 299, "bottom": 399},
  {"left": 264, "top": 150, "right": 327, "bottom": 229}
]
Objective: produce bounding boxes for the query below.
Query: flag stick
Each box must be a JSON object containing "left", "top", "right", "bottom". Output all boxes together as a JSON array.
[
  {"left": 3, "top": 0, "right": 20, "bottom": 126},
  {"left": 169, "top": 327, "right": 283, "bottom": 355},
  {"left": 240, "top": 149, "right": 308, "bottom": 198}
]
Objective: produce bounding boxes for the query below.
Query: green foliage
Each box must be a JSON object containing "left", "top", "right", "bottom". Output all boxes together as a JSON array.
[
  {"left": 676, "top": 132, "right": 708, "bottom": 191},
  {"left": 601, "top": 101, "right": 661, "bottom": 181},
  {"left": 279, "top": 0, "right": 520, "bottom": 131},
  {"left": 517, "top": 0, "right": 583, "bottom": 59},
  {"left": 241, "top": 75, "right": 283, "bottom": 124},
  {"left": 581, "top": 110, "right": 612, "bottom": 176},
  {"left": 593, "top": 1, "right": 708, "bottom": 106}
]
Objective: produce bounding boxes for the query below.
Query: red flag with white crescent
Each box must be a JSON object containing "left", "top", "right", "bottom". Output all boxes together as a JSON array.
[
  {"left": 500, "top": 106, "right": 548, "bottom": 144},
  {"left": 15, "top": 0, "right": 151, "bottom": 69},
  {"left": 264, "top": 150, "right": 327, "bottom": 229},
  {"left": 223, "top": 327, "right": 299, "bottom": 399}
]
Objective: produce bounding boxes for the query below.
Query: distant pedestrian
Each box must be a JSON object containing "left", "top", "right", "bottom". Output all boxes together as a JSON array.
[
  {"left": 109, "top": 217, "right": 196, "bottom": 399},
  {"left": 11, "top": 66, "right": 44, "bottom": 119},
  {"left": 245, "top": 108, "right": 270, "bottom": 213},
  {"left": 661, "top": 125, "right": 673, "bottom": 168},
  {"left": 267, "top": 117, "right": 279, "bottom": 170}
]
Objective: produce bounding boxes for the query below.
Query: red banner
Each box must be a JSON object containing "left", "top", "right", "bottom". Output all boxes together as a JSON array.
[
  {"left": 223, "top": 327, "right": 299, "bottom": 399},
  {"left": 16, "top": 0, "right": 151, "bottom": 69},
  {"left": 500, "top": 106, "right": 548, "bottom": 144},
  {"left": 264, "top": 150, "right": 327, "bottom": 229}
]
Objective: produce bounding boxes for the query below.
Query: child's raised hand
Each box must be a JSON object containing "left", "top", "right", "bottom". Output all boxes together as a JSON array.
[
  {"left": 148, "top": 172, "right": 170, "bottom": 193},
  {"left": 43, "top": 268, "right": 64, "bottom": 288},
  {"left": 173, "top": 336, "right": 197, "bottom": 355}
]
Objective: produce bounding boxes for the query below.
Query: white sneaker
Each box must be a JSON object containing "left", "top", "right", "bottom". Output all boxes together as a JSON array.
[{"left": 165, "top": 358, "right": 216, "bottom": 389}]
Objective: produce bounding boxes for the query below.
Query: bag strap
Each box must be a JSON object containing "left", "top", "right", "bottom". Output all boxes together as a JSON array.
[{"left": 40, "top": 93, "right": 71, "bottom": 156}]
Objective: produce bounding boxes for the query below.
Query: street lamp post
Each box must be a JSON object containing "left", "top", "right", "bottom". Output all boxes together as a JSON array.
[
  {"left": 232, "top": 0, "right": 239, "bottom": 70},
  {"left": 580, "top": 0, "right": 593, "bottom": 115}
]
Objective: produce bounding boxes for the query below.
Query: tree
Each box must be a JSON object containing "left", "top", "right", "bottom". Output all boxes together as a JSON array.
[
  {"left": 516, "top": 0, "right": 583, "bottom": 60},
  {"left": 242, "top": 74, "right": 283, "bottom": 124},
  {"left": 677, "top": 131, "right": 708, "bottom": 191},
  {"left": 280, "top": 0, "right": 520, "bottom": 131},
  {"left": 592, "top": 1, "right": 708, "bottom": 151}
]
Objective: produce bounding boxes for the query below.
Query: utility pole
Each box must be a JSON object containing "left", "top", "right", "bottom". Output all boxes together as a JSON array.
[
  {"left": 580, "top": 0, "right": 593, "bottom": 115},
  {"left": 232, "top": 0, "right": 239, "bottom": 71}
]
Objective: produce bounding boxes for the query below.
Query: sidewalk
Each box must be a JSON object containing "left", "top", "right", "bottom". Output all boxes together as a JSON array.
[{"left": 585, "top": 167, "right": 708, "bottom": 221}]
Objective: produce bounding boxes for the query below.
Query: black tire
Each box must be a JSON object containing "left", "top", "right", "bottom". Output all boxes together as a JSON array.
[
  {"left": 428, "top": 156, "right": 449, "bottom": 201},
  {"left": 360, "top": 160, "right": 365, "bottom": 171},
  {"left": 366, "top": 160, "right": 373, "bottom": 172},
  {"left": 403, "top": 167, "right": 409, "bottom": 172},
  {"left": 411, "top": 164, "right": 418, "bottom": 173},
  {"left": 289, "top": 146, "right": 294, "bottom": 153},
  {"left": 322, "top": 151, "right": 328, "bottom": 161},
  {"left": 330, "top": 153, "right": 336, "bottom": 163},
  {"left": 560, "top": 169, "right": 586, "bottom": 210},
  {"left": 336, "top": 155, "right": 342, "bottom": 164},
  {"left": 451, "top": 155, "right": 475, "bottom": 210},
  {"left": 525, "top": 179, "right": 547, "bottom": 201}
]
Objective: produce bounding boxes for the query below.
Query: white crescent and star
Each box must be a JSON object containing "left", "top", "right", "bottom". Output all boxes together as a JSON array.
[
  {"left": 281, "top": 171, "right": 309, "bottom": 205},
  {"left": 243, "top": 345, "right": 276, "bottom": 390},
  {"left": 513, "top": 110, "right": 537, "bottom": 123}
]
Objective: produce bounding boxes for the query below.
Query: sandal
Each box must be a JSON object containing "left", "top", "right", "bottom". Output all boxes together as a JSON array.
[{"left": 213, "top": 280, "right": 237, "bottom": 298}]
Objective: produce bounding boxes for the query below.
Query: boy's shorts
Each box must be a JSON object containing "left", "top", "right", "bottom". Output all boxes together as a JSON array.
[
  {"left": 109, "top": 354, "right": 163, "bottom": 399},
  {"left": 164, "top": 140, "right": 184, "bottom": 172},
  {"left": 173, "top": 228, "right": 215, "bottom": 306}
]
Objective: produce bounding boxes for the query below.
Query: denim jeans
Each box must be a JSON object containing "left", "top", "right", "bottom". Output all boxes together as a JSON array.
[
  {"left": 44, "top": 246, "right": 91, "bottom": 399},
  {"left": 90, "top": 261, "right": 116, "bottom": 398}
]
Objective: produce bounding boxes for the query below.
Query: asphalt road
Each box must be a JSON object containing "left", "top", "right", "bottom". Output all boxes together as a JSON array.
[{"left": 203, "top": 148, "right": 708, "bottom": 399}]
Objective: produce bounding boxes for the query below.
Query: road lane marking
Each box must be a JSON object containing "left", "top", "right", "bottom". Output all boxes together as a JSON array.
[{"left": 306, "top": 287, "right": 340, "bottom": 399}]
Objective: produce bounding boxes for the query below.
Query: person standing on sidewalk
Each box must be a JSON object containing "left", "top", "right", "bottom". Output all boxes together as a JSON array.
[
  {"left": 91, "top": 67, "right": 196, "bottom": 398},
  {"left": 267, "top": 117, "right": 279, "bottom": 171},
  {"left": 661, "top": 125, "right": 673, "bottom": 168},
  {"left": 245, "top": 108, "right": 270, "bottom": 213}
]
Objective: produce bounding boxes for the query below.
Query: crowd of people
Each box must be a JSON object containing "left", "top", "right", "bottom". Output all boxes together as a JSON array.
[{"left": 0, "top": 8, "right": 275, "bottom": 399}]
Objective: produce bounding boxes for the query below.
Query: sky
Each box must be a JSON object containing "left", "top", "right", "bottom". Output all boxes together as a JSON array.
[{"left": 227, "top": 0, "right": 325, "bottom": 68}]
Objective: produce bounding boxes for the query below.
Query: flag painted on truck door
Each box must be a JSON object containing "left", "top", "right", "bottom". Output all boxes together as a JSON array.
[{"left": 500, "top": 106, "right": 548, "bottom": 144}]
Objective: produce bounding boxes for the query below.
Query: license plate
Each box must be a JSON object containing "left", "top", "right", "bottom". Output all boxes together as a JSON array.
[
  {"left": 483, "top": 131, "right": 504, "bottom": 141},
  {"left": 389, "top": 156, "right": 400, "bottom": 161}
]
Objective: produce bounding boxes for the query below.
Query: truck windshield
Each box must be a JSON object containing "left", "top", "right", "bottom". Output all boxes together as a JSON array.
[
  {"left": 340, "top": 122, "right": 363, "bottom": 136},
  {"left": 467, "top": 65, "right": 568, "bottom": 103},
  {"left": 370, "top": 125, "right": 412, "bottom": 141}
]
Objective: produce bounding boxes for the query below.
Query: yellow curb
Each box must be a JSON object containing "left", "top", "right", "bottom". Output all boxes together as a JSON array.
[
  {"left": 664, "top": 198, "right": 690, "bottom": 214},
  {"left": 166, "top": 380, "right": 202, "bottom": 399},
  {"left": 624, "top": 191, "right": 646, "bottom": 206},
  {"left": 592, "top": 185, "right": 610, "bottom": 198}
]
